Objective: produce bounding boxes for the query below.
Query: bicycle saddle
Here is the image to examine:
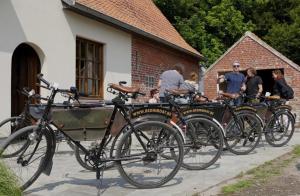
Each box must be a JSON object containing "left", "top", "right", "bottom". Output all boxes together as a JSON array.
[{"left": 109, "top": 83, "right": 140, "bottom": 94}]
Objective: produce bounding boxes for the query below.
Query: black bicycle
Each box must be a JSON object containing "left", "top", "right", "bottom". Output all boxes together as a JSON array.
[
  {"left": 0, "top": 74, "right": 184, "bottom": 190},
  {"left": 247, "top": 96, "right": 295, "bottom": 147},
  {"left": 193, "top": 92, "right": 263, "bottom": 155}
]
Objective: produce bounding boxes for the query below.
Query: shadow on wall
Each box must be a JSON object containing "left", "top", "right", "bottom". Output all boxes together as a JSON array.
[{"left": 0, "top": 1, "right": 27, "bottom": 53}]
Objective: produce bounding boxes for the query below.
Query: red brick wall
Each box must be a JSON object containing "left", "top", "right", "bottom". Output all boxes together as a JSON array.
[
  {"left": 132, "top": 35, "right": 199, "bottom": 102},
  {"left": 204, "top": 35, "right": 300, "bottom": 124}
]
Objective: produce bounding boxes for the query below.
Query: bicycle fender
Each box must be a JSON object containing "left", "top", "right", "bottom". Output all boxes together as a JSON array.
[
  {"left": 0, "top": 116, "right": 21, "bottom": 127},
  {"left": 42, "top": 125, "right": 56, "bottom": 176},
  {"left": 130, "top": 114, "right": 185, "bottom": 142},
  {"left": 184, "top": 114, "right": 226, "bottom": 137},
  {"left": 131, "top": 107, "right": 172, "bottom": 120},
  {"left": 234, "top": 110, "right": 264, "bottom": 129},
  {"left": 274, "top": 109, "right": 296, "bottom": 123}
]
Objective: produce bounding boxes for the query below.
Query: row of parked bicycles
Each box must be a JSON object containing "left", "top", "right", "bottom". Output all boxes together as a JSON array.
[{"left": 0, "top": 74, "right": 296, "bottom": 191}]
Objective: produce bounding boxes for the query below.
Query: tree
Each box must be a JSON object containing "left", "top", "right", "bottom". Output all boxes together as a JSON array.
[
  {"left": 154, "top": 0, "right": 300, "bottom": 66},
  {"left": 154, "top": 0, "right": 254, "bottom": 66}
]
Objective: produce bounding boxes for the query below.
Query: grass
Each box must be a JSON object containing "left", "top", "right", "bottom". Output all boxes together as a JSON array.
[
  {"left": 0, "top": 161, "right": 22, "bottom": 196},
  {"left": 220, "top": 145, "right": 300, "bottom": 195},
  {"left": 221, "top": 180, "right": 252, "bottom": 194}
]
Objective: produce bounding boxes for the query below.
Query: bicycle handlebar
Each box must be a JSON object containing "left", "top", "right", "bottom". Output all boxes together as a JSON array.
[{"left": 37, "top": 73, "right": 50, "bottom": 87}]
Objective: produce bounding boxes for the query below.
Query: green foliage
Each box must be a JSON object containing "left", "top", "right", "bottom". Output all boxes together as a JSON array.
[
  {"left": 0, "top": 161, "right": 22, "bottom": 196},
  {"left": 154, "top": 0, "right": 300, "bottom": 67}
]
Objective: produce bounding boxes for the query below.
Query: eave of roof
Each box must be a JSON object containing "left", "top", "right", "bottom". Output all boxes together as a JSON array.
[
  {"left": 62, "top": 0, "right": 203, "bottom": 60},
  {"left": 205, "top": 31, "right": 300, "bottom": 73}
]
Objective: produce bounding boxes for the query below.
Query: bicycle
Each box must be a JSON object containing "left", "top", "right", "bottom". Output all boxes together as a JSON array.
[
  {"left": 164, "top": 89, "right": 225, "bottom": 170},
  {"left": 120, "top": 89, "right": 225, "bottom": 170},
  {"left": 246, "top": 95, "right": 295, "bottom": 147},
  {"left": 193, "top": 92, "right": 263, "bottom": 155},
  {"left": 0, "top": 74, "right": 184, "bottom": 190}
]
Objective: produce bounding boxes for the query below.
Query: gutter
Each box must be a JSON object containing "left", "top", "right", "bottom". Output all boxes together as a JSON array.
[{"left": 62, "top": 0, "right": 203, "bottom": 60}]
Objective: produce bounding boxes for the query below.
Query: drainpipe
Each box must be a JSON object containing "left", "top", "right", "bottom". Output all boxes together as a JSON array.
[{"left": 198, "top": 62, "right": 206, "bottom": 95}]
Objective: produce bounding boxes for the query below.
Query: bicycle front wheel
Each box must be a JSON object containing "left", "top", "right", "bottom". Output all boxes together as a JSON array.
[
  {"left": 115, "top": 121, "right": 183, "bottom": 189},
  {"left": 182, "top": 117, "right": 224, "bottom": 170},
  {"left": 265, "top": 110, "right": 295, "bottom": 147},
  {"left": 225, "top": 112, "right": 262, "bottom": 155},
  {"left": 0, "top": 125, "right": 52, "bottom": 190}
]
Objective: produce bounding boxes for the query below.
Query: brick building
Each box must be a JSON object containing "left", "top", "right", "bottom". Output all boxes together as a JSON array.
[{"left": 204, "top": 31, "right": 300, "bottom": 120}]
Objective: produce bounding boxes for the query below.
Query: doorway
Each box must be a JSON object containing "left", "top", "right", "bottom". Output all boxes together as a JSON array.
[{"left": 11, "top": 43, "right": 41, "bottom": 116}]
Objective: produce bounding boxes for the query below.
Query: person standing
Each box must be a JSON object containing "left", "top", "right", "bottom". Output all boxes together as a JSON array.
[
  {"left": 245, "top": 67, "right": 263, "bottom": 103},
  {"left": 218, "top": 61, "right": 246, "bottom": 105},
  {"left": 158, "top": 64, "right": 185, "bottom": 102},
  {"left": 185, "top": 72, "right": 199, "bottom": 92},
  {"left": 272, "top": 69, "right": 294, "bottom": 99}
]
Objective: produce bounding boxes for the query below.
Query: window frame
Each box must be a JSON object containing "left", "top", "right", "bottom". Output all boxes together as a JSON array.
[
  {"left": 145, "top": 75, "right": 155, "bottom": 88},
  {"left": 76, "top": 37, "right": 104, "bottom": 99}
]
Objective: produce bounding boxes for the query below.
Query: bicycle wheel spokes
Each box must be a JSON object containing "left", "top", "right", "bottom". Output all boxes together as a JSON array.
[
  {"left": 265, "top": 112, "right": 294, "bottom": 147},
  {"left": 182, "top": 118, "right": 223, "bottom": 170},
  {"left": 225, "top": 113, "right": 262, "bottom": 155},
  {"left": 0, "top": 126, "right": 51, "bottom": 190},
  {"left": 116, "top": 121, "right": 183, "bottom": 189}
]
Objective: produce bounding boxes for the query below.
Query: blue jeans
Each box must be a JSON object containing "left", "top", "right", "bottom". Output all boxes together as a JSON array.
[{"left": 230, "top": 97, "right": 243, "bottom": 106}]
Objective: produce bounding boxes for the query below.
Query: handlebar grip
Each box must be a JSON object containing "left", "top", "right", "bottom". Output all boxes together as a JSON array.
[{"left": 37, "top": 73, "right": 50, "bottom": 87}]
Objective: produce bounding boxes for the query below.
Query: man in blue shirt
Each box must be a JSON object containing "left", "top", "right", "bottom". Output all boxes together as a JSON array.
[{"left": 218, "top": 61, "right": 246, "bottom": 105}]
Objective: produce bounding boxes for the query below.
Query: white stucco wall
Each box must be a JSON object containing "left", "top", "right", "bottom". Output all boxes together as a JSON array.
[{"left": 0, "top": 0, "right": 131, "bottom": 122}]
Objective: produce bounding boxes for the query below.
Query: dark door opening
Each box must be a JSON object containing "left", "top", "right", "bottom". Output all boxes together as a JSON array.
[{"left": 11, "top": 43, "right": 41, "bottom": 116}]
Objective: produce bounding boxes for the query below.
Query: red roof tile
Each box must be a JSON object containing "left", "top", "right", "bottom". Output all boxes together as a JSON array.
[{"left": 73, "top": 0, "right": 202, "bottom": 58}]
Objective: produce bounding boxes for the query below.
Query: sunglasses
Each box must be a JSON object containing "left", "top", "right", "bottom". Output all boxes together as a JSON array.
[{"left": 233, "top": 65, "right": 240, "bottom": 68}]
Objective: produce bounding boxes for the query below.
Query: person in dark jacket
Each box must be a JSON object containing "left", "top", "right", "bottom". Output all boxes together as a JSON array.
[
  {"left": 245, "top": 67, "right": 263, "bottom": 103},
  {"left": 272, "top": 69, "right": 290, "bottom": 99}
]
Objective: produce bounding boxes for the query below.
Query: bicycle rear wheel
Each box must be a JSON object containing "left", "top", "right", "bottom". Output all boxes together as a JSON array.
[
  {"left": 265, "top": 110, "right": 295, "bottom": 147},
  {"left": 0, "top": 125, "right": 52, "bottom": 190},
  {"left": 181, "top": 117, "right": 224, "bottom": 170},
  {"left": 0, "top": 117, "right": 25, "bottom": 140},
  {"left": 225, "top": 112, "right": 262, "bottom": 155},
  {"left": 115, "top": 121, "right": 183, "bottom": 188}
]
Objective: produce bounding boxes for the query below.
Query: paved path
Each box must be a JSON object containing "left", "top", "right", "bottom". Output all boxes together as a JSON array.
[{"left": 25, "top": 132, "right": 300, "bottom": 196}]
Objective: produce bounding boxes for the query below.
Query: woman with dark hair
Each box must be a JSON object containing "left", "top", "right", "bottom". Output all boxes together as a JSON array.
[
  {"left": 148, "top": 88, "right": 159, "bottom": 103},
  {"left": 245, "top": 67, "right": 263, "bottom": 103},
  {"left": 272, "top": 69, "right": 294, "bottom": 99}
]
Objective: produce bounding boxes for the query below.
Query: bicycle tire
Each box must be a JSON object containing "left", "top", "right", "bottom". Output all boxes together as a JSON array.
[
  {"left": 115, "top": 121, "right": 183, "bottom": 188},
  {"left": 0, "top": 125, "right": 52, "bottom": 190},
  {"left": 180, "top": 117, "right": 224, "bottom": 170},
  {"left": 0, "top": 116, "right": 23, "bottom": 138},
  {"left": 224, "top": 111, "right": 262, "bottom": 155},
  {"left": 264, "top": 110, "right": 295, "bottom": 147}
]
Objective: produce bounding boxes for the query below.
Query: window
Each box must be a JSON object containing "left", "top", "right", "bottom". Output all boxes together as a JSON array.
[
  {"left": 145, "top": 76, "right": 155, "bottom": 88},
  {"left": 76, "top": 38, "right": 103, "bottom": 98}
]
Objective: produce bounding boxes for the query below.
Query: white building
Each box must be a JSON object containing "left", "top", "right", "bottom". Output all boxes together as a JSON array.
[{"left": 0, "top": 0, "right": 201, "bottom": 124}]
